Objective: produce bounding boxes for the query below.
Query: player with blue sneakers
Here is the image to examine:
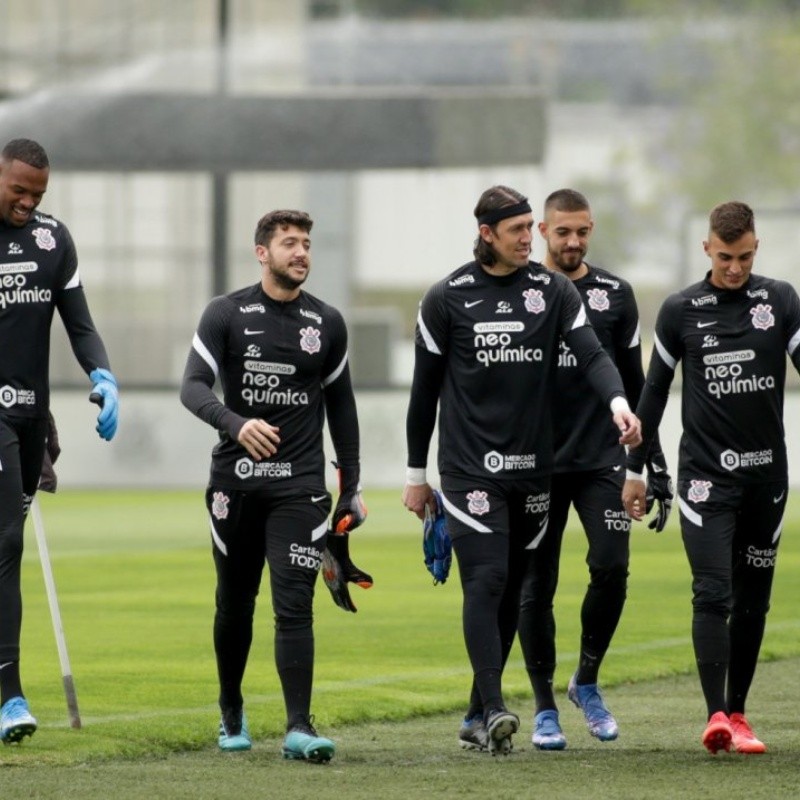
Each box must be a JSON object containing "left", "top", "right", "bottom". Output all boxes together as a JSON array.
[
  {"left": 518, "top": 190, "right": 671, "bottom": 750},
  {"left": 0, "top": 138, "right": 118, "bottom": 744},
  {"left": 403, "top": 185, "right": 641, "bottom": 757}
]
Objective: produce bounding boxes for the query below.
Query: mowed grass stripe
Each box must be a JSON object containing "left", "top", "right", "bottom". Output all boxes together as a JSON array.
[
  {"left": 2, "top": 658, "right": 799, "bottom": 800},
  {"left": 5, "top": 489, "right": 799, "bottom": 766}
]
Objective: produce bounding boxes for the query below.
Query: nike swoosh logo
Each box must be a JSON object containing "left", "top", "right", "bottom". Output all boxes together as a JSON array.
[
  {"left": 464, "top": 300, "right": 484, "bottom": 308},
  {"left": 613, "top": 465, "right": 622, "bottom": 471},
  {"left": 650, "top": 463, "right": 664, "bottom": 473},
  {"left": 696, "top": 321, "right": 715, "bottom": 328},
  {"left": 244, "top": 328, "right": 264, "bottom": 335},
  {"left": 311, "top": 495, "right": 327, "bottom": 503},
  {"left": 774, "top": 491, "right": 786, "bottom": 504}
]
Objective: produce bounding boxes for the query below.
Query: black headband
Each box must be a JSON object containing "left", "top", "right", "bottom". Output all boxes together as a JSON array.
[{"left": 476, "top": 200, "right": 532, "bottom": 227}]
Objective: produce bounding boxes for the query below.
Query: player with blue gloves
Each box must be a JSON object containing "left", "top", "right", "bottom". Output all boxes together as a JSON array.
[
  {"left": 90, "top": 368, "right": 120, "bottom": 441},
  {"left": 0, "top": 138, "right": 118, "bottom": 745}
]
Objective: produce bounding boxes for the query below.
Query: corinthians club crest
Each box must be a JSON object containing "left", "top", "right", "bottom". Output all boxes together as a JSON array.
[
  {"left": 523, "top": 288, "right": 545, "bottom": 314},
  {"left": 750, "top": 303, "right": 774, "bottom": 331},
  {"left": 299, "top": 326, "right": 321, "bottom": 354},
  {"left": 586, "top": 288, "right": 610, "bottom": 312}
]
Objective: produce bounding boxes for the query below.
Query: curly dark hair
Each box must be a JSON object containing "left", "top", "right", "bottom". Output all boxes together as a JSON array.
[{"left": 254, "top": 209, "right": 313, "bottom": 246}]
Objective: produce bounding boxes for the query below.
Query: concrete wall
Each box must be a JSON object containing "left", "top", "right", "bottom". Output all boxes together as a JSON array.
[{"left": 49, "top": 389, "right": 800, "bottom": 491}]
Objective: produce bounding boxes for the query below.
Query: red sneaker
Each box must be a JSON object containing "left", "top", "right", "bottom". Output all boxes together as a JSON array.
[
  {"left": 730, "top": 713, "right": 766, "bottom": 754},
  {"left": 702, "top": 711, "right": 732, "bottom": 754}
]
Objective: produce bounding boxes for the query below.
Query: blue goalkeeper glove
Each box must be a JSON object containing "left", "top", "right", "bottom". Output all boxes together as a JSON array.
[
  {"left": 331, "top": 462, "right": 367, "bottom": 534},
  {"left": 423, "top": 490, "right": 451, "bottom": 585},
  {"left": 645, "top": 457, "right": 673, "bottom": 533},
  {"left": 89, "top": 368, "right": 119, "bottom": 441}
]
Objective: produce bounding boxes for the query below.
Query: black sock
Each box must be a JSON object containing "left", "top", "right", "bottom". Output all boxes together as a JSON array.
[
  {"left": 575, "top": 568, "right": 627, "bottom": 685},
  {"left": 692, "top": 611, "right": 729, "bottom": 717},
  {"left": 697, "top": 661, "right": 728, "bottom": 717},
  {"left": 466, "top": 681, "right": 482, "bottom": 719},
  {"left": 276, "top": 627, "right": 314, "bottom": 730},
  {"left": 214, "top": 610, "right": 252, "bottom": 712},
  {"left": 727, "top": 610, "right": 766, "bottom": 714},
  {"left": 530, "top": 673, "right": 556, "bottom": 714},
  {"left": 575, "top": 648, "right": 602, "bottom": 685},
  {"left": 0, "top": 661, "right": 23, "bottom": 705},
  {"left": 474, "top": 668, "right": 504, "bottom": 719}
]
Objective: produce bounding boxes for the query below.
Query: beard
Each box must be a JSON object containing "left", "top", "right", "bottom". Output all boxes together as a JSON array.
[
  {"left": 269, "top": 261, "right": 308, "bottom": 291},
  {"left": 552, "top": 248, "right": 585, "bottom": 273}
]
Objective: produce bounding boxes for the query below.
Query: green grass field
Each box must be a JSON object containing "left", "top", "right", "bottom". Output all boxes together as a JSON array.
[{"left": 2, "top": 489, "right": 800, "bottom": 798}]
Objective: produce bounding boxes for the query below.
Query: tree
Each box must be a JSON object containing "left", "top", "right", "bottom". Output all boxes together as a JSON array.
[{"left": 656, "top": 16, "right": 800, "bottom": 211}]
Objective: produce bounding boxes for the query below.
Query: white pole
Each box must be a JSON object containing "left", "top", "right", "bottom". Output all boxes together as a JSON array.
[{"left": 30, "top": 497, "right": 81, "bottom": 729}]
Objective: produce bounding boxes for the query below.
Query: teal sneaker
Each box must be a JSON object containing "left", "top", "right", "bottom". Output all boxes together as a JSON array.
[
  {"left": 0, "top": 696, "right": 37, "bottom": 744},
  {"left": 568, "top": 674, "right": 619, "bottom": 741},
  {"left": 532, "top": 709, "right": 567, "bottom": 750},
  {"left": 282, "top": 718, "right": 335, "bottom": 763},
  {"left": 218, "top": 707, "right": 251, "bottom": 751}
]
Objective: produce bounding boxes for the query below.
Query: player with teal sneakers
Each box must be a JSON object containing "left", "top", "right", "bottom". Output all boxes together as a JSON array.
[{"left": 282, "top": 716, "right": 335, "bottom": 763}]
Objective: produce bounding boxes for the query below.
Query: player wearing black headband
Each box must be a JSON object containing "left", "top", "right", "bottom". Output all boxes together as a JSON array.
[{"left": 402, "top": 185, "right": 641, "bottom": 755}]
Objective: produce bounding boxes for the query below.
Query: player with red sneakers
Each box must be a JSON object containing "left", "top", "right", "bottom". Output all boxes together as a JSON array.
[{"left": 623, "top": 201, "right": 800, "bottom": 755}]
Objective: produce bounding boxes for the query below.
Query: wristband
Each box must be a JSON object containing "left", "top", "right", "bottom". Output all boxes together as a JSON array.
[
  {"left": 406, "top": 467, "right": 427, "bottom": 486},
  {"left": 610, "top": 396, "right": 631, "bottom": 414}
]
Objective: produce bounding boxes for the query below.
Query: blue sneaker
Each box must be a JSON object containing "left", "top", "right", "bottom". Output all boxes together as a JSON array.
[
  {"left": 567, "top": 674, "right": 619, "bottom": 741},
  {"left": 0, "top": 696, "right": 37, "bottom": 744},
  {"left": 532, "top": 709, "right": 567, "bottom": 750},
  {"left": 459, "top": 714, "right": 488, "bottom": 751},
  {"left": 218, "top": 707, "right": 251, "bottom": 751},
  {"left": 282, "top": 718, "right": 335, "bottom": 763},
  {"left": 485, "top": 708, "right": 519, "bottom": 756}
]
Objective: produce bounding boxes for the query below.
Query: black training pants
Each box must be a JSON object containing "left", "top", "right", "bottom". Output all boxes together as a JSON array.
[
  {"left": 205, "top": 484, "right": 331, "bottom": 724},
  {"left": 0, "top": 415, "right": 48, "bottom": 662}
]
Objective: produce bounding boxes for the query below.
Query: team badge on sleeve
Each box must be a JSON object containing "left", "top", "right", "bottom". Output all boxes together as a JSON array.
[
  {"left": 523, "top": 288, "right": 545, "bottom": 314},
  {"left": 299, "top": 326, "right": 321, "bottom": 354},
  {"left": 750, "top": 304, "right": 775, "bottom": 331}
]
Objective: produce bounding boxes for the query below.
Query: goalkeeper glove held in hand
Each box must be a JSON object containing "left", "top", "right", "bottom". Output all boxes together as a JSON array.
[
  {"left": 423, "top": 490, "right": 451, "bottom": 585},
  {"left": 89, "top": 368, "right": 119, "bottom": 441},
  {"left": 645, "top": 459, "right": 674, "bottom": 533},
  {"left": 332, "top": 462, "right": 367, "bottom": 533},
  {"left": 321, "top": 533, "right": 373, "bottom": 613}
]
